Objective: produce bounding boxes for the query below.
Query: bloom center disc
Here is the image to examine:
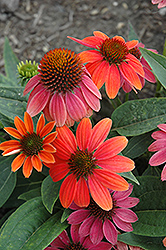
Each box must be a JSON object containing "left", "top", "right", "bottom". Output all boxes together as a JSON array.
[
  {"left": 99, "top": 38, "right": 129, "bottom": 65},
  {"left": 88, "top": 198, "right": 113, "bottom": 221},
  {"left": 129, "top": 47, "right": 141, "bottom": 60},
  {"left": 65, "top": 242, "right": 87, "bottom": 250},
  {"left": 20, "top": 132, "right": 43, "bottom": 156},
  {"left": 38, "top": 48, "right": 83, "bottom": 94},
  {"left": 68, "top": 149, "right": 96, "bottom": 179}
]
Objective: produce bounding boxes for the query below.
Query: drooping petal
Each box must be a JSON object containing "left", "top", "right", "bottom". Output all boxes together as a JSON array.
[
  {"left": 11, "top": 153, "right": 26, "bottom": 172},
  {"left": 88, "top": 174, "right": 112, "bottom": 211},
  {"left": 81, "top": 73, "right": 102, "bottom": 99},
  {"left": 0, "top": 140, "right": 20, "bottom": 151},
  {"left": 49, "top": 93, "right": 67, "bottom": 127},
  {"left": 36, "top": 114, "right": 45, "bottom": 135},
  {"left": 79, "top": 50, "right": 103, "bottom": 63},
  {"left": 115, "top": 208, "right": 138, "bottom": 223},
  {"left": 94, "top": 136, "right": 128, "bottom": 160},
  {"left": 38, "top": 150, "right": 55, "bottom": 163},
  {"left": 56, "top": 126, "right": 77, "bottom": 153},
  {"left": 31, "top": 155, "right": 42, "bottom": 172},
  {"left": 143, "top": 66, "right": 156, "bottom": 83},
  {"left": 97, "top": 155, "right": 135, "bottom": 173},
  {"left": 93, "top": 169, "right": 129, "bottom": 191},
  {"left": 71, "top": 224, "right": 80, "bottom": 244},
  {"left": 90, "top": 217, "right": 104, "bottom": 245},
  {"left": 105, "top": 64, "right": 120, "bottom": 99},
  {"left": 39, "top": 121, "right": 56, "bottom": 138},
  {"left": 67, "top": 36, "right": 103, "bottom": 48},
  {"left": 68, "top": 209, "right": 90, "bottom": 225},
  {"left": 149, "top": 148, "right": 166, "bottom": 166},
  {"left": 126, "top": 54, "right": 144, "bottom": 77},
  {"left": 87, "top": 118, "right": 112, "bottom": 152},
  {"left": 112, "top": 214, "right": 133, "bottom": 232},
  {"left": 4, "top": 127, "right": 22, "bottom": 139},
  {"left": 59, "top": 174, "right": 77, "bottom": 208},
  {"left": 14, "top": 116, "right": 27, "bottom": 136},
  {"left": 24, "top": 112, "right": 34, "bottom": 134},
  {"left": 79, "top": 216, "right": 96, "bottom": 237},
  {"left": 161, "top": 165, "right": 166, "bottom": 181},
  {"left": 74, "top": 177, "right": 90, "bottom": 207},
  {"left": 76, "top": 118, "right": 92, "bottom": 151},
  {"left": 23, "top": 74, "right": 41, "bottom": 96},
  {"left": 65, "top": 91, "right": 87, "bottom": 121},
  {"left": 103, "top": 219, "right": 118, "bottom": 245},
  {"left": 92, "top": 61, "right": 110, "bottom": 89},
  {"left": 22, "top": 156, "right": 33, "bottom": 178},
  {"left": 49, "top": 162, "right": 69, "bottom": 182}
]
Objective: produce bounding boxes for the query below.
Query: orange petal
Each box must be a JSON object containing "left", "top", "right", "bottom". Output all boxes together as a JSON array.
[
  {"left": 43, "top": 132, "right": 57, "bottom": 144},
  {"left": 56, "top": 126, "right": 77, "bottom": 153},
  {"left": 127, "top": 54, "right": 145, "bottom": 77},
  {"left": 59, "top": 174, "right": 77, "bottom": 208},
  {"left": 24, "top": 112, "right": 34, "bottom": 134},
  {"left": 0, "top": 140, "right": 20, "bottom": 151},
  {"left": 2, "top": 147, "right": 21, "bottom": 156},
  {"left": 49, "top": 162, "right": 69, "bottom": 182},
  {"left": 38, "top": 150, "right": 55, "bottom": 163},
  {"left": 74, "top": 177, "right": 90, "bottom": 207},
  {"left": 14, "top": 116, "right": 27, "bottom": 136},
  {"left": 88, "top": 174, "right": 112, "bottom": 211},
  {"left": 94, "top": 136, "right": 128, "bottom": 160},
  {"left": 31, "top": 155, "right": 42, "bottom": 172},
  {"left": 11, "top": 153, "right": 26, "bottom": 172},
  {"left": 94, "top": 169, "right": 129, "bottom": 191},
  {"left": 93, "top": 31, "right": 109, "bottom": 40},
  {"left": 105, "top": 64, "right": 120, "bottom": 99},
  {"left": 113, "top": 36, "right": 125, "bottom": 43},
  {"left": 126, "top": 40, "right": 138, "bottom": 50},
  {"left": 40, "top": 121, "right": 56, "bottom": 138},
  {"left": 92, "top": 61, "right": 110, "bottom": 89},
  {"left": 79, "top": 50, "right": 103, "bottom": 64},
  {"left": 87, "top": 118, "right": 112, "bottom": 152},
  {"left": 119, "top": 62, "right": 142, "bottom": 90},
  {"left": 42, "top": 144, "right": 56, "bottom": 153},
  {"left": 23, "top": 156, "right": 33, "bottom": 178},
  {"left": 76, "top": 118, "right": 92, "bottom": 151},
  {"left": 36, "top": 114, "right": 45, "bottom": 135},
  {"left": 4, "top": 127, "right": 22, "bottom": 139},
  {"left": 86, "top": 61, "right": 101, "bottom": 76}
]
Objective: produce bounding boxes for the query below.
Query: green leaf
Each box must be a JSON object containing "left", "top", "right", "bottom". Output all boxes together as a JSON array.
[
  {"left": 131, "top": 176, "right": 166, "bottom": 237},
  {"left": 0, "top": 74, "right": 17, "bottom": 87},
  {"left": 0, "top": 86, "right": 28, "bottom": 125},
  {"left": 61, "top": 208, "right": 73, "bottom": 223},
  {"left": 118, "top": 232, "right": 165, "bottom": 250},
  {"left": 139, "top": 48, "right": 166, "bottom": 89},
  {"left": 18, "top": 187, "right": 41, "bottom": 201},
  {"left": 111, "top": 97, "right": 166, "bottom": 136},
  {"left": 0, "top": 197, "right": 68, "bottom": 250},
  {"left": 41, "top": 176, "right": 62, "bottom": 213},
  {"left": 122, "top": 132, "right": 154, "bottom": 159},
  {"left": 119, "top": 171, "right": 140, "bottom": 185},
  {"left": 0, "top": 156, "right": 16, "bottom": 207},
  {"left": 128, "top": 21, "right": 140, "bottom": 41},
  {"left": 3, "top": 37, "right": 19, "bottom": 84}
]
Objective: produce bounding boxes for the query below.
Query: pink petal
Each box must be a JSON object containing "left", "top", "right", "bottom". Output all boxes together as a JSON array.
[
  {"left": 161, "top": 164, "right": 166, "bottom": 181},
  {"left": 116, "top": 197, "right": 139, "bottom": 208},
  {"left": 71, "top": 224, "right": 80, "bottom": 243},
  {"left": 152, "top": 131, "right": 166, "bottom": 140},
  {"left": 87, "top": 118, "right": 112, "bottom": 152},
  {"left": 112, "top": 214, "right": 133, "bottom": 232},
  {"left": 23, "top": 74, "right": 41, "bottom": 96},
  {"left": 143, "top": 66, "right": 156, "bottom": 83},
  {"left": 79, "top": 216, "right": 96, "bottom": 237},
  {"left": 65, "top": 91, "right": 87, "bottom": 121},
  {"left": 90, "top": 242, "right": 112, "bottom": 250},
  {"left": 116, "top": 241, "right": 128, "bottom": 250},
  {"left": 115, "top": 208, "right": 138, "bottom": 223},
  {"left": 126, "top": 54, "right": 144, "bottom": 77},
  {"left": 148, "top": 139, "right": 166, "bottom": 152},
  {"left": 149, "top": 148, "right": 166, "bottom": 166},
  {"left": 113, "top": 184, "right": 133, "bottom": 200},
  {"left": 103, "top": 219, "right": 118, "bottom": 245},
  {"left": 158, "top": 124, "right": 166, "bottom": 132},
  {"left": 76, "top": 117, "right": 92, "bottom": 151},
  {"left": 81, "top": 74, "right": 102, "bottom": 99},
  {"left": 68, "top": 209, "right": 90, "bottom": 225},
  {"left": 49, "top": 93, "right": 67, "bottom": 127},
  {"left": 51, "top": 230, "right": 70, "bottom": 248},
  {"left": 90, "top": 217, "right": 104, "bottom": 245}
]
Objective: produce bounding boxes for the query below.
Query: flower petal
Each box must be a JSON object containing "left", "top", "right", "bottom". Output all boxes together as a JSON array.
[
  {"left": 56, "top": 126, "right": 77, "bottom": 153},
  {"left": 39, "top": 121, "right": 56, "bottom": 138},
  {"left": 79, "top": 50, "right": 103, "bottom": 63},
  {"left": 43, "top": 132, "right": 57, "bottom": 144},
  {"left": 116, "top": 197, "right": 139, "bottom": 208},
  {"left": 31, "top": 155, "right": 42, "bottom": 172},
  {"left": 68, "top": 35, "right": 103, "bottom": 48},
  {"left": 59, "top": 174, "right": 77, "bottom": 208},
  {"left": 42, "top": 144, "right": 56, "bottom": 153},
  {"left": 22, "top": 156, "right": 33, "bottom": 178},
  {"left": 0, "top": 140, "right": 20, "bottom": 151},
  {"left": 4, "top": 127, "right": 22, "bottom": 139},
  {"left": 14, "top": 116, "right": 27, "bottom": 136},
  {"left": 161, "top": 165, "right": 166, "bottom": 181},
  {"left": 88, "top": 174, "right": 112, "bottom": 211},
  {"left": 49, "top": 162, "right": 69, "bottom": 182},
  {"left": 93, "top": 31, "right": 109, "bottom": 40},
  {"left": 112, "top": 214, "right": 133, "bottom": 232},
  {"left": 90, "top": 217, "right": 104, "bottom": 245},
  {"left": 2, "top": 146, "right": 21, "bottom": 156},
  {"left": 115, "top": 208, "right": 138, "bottom": 223},
  {"left": 87, "top": 118, "right": 112, "bottom": 152},
  {"left": 36, "top": 114, "right": 45, "bottom": 135},
  {"left": 103, "top": 219, "right": 118, "bottom": 245},
  {"left": 126, "top": 54, "right": 144, "bottom": 77},
  {"left": 81, "top": 74, "right": 102, "bottom": 99},
  {"left": 126, "top": 40, "right": 138, "bottom": 49},
  {"left": 38, "top": 150, "right": 55, "bottom": 163},
  {"left": 11, "top": 153, "right": 26, "bottom": 172},
  {"left": 68, "top": 209, "right": 90, "bottom": 225},
  {"left": 24, "top": 112, "right": 34, "bottom": 134},
  {"left": 79, "top": 216, "right": 96, "bottom": 237},
  {"left": 92, "top": 61, "right": 110, "bottom": 89},
  {"left": 148, "top": 139, "right": 166, "bottom": 152},
  {"left": 105, "top": 64, "right": 120, "bottom": 99},
  {"left": 76, "top": 118, "right": 92, "bottom": 151},
  {"left": 149, "top": 148, "right": 166, "bottom": 166},
  {"left": 23, "top": 74, "right": 41, "bottom": 96},
  {"left": 74, "top": 177, "right": 90, "bottom": 207}
]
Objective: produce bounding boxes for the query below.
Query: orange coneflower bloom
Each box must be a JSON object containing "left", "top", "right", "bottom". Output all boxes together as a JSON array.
[
  {"left": 47, "top": 117, "right": 135, "bottom": 211},
  {"left": 68, "top": 31, "right": 145, "bottom": 99},
  {"left": 0, "top": 112, "right": 57, "bottom": 178}
]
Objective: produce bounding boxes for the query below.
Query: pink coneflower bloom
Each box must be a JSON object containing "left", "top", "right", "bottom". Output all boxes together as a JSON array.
[
  {"left": 68, "top": 31, "right": 144, "bottom": 99},
  {"left": 68, "top": 184, "right": 139, "bottom": 245},
  {"left": 113, "top": 241, "right": 145, "bottom": 250},
  {"left": 121, "top": 43, "right": 157, "bottom": 93},
  {"left": 44, "top": 225, "right": 112, "bottom": 250},
  {"left": 48, "top": 117, "right": 135, "bottom": 211},
  {"left": 0, "top": 112, "right": 56, "bottom": 178},
  {"left": 23, "top": 48, "right": 101, "bottom": 127},
  {"left": 148, "top": 124, "right": 166, "bottom": 181},
  {"left": 152, "top": 0, "right": 166, "bottom": 8}
]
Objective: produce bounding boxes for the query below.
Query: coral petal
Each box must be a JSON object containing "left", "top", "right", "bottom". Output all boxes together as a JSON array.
[
  {"left": 49, "top": 163, "right": 69, "bottom": 182},
  {"left": 42, "top": 144, "right": 56, "bottom": 153},
  {"left": 92, "top": 61, "right": 110, "bottom": 89},
  {"left": 93, "top": 31, "right": 109, "bottom": 40},
  {"left": 79, "top": 50, "right": 103, "bottom": 64},
  {"left": 76, "top": 118, "right": 92, "bottom": 151},
  {"left": 56, "top": 126, "right": 77, "bottom": 153},
  {"left": 105, "top": 64, "right": 120, "bottom": 99},
  {"left": 126, "top": 40, "right": 138, "bottom": 49},
  {"left": 127, "top": 54, "right": 144, "bottom": 77},
  {"left": 74, "top": 177, "right": 90, "bottom": 207}
]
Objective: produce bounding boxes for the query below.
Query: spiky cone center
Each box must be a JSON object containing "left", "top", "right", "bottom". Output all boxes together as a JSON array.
[
  {"left": 99, "top": 38, "right": 129, "bottom": 65},
  {"left": 68, "top": 149, "right": 96, "bottom": 179},
  {"left": 129, "top": 47, "right": 141, "bottom": 60},
  {"left": 65, "top": 243, "right": 87, "bottom": 250},
  {"left": 87, "top": 197, "right": 115, "bottom": 221},
  {"left": 38, "top": 48, "right": 84, "bottom": 94},
  {"left": 17, "top": 60, "right": 38, "bottom": 78},
  {"left": 20, "top": 132, "right": 43, "bottom": 156}
]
